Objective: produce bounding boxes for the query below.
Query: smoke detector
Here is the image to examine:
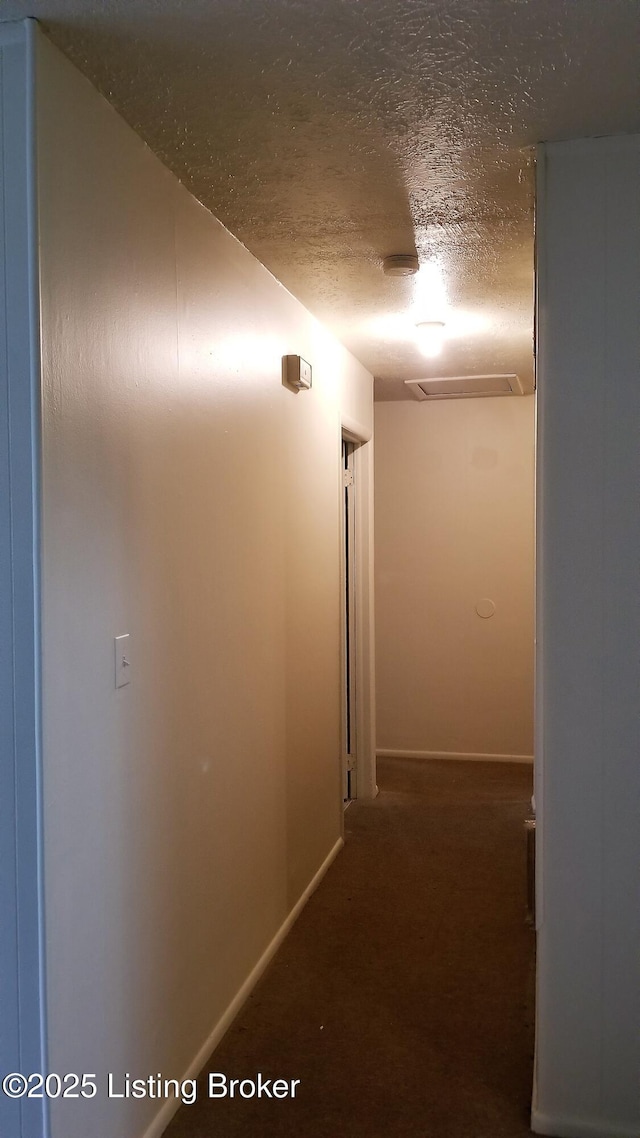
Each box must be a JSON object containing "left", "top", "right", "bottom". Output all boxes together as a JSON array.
[{"left": 382, "top": 254, "right": 419, "bottom": 277}]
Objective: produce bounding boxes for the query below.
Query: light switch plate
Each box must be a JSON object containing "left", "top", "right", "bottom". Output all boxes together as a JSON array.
[{"left": 114, "top": 634, "right": 131, "bottom": 688}]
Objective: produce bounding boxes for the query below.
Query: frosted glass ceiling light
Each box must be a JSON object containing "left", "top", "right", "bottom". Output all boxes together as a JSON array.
[
  {"left": 413, "top": 261, "right": 447, "bottom": 311},
  {"left": 415, "top": 320, "right": 446, "bottom": 358}
]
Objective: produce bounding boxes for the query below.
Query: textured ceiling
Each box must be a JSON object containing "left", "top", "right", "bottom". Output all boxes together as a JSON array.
[{"left": 4, "top": 0, "right": 640, "bottom": 398}]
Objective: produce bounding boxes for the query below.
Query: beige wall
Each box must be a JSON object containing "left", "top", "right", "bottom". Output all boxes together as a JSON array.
[
  {"left": 375, "top": 396, "right": 534, "bottom": 759},
  {"left": 36, "top": 31, "right": 372, "bottom": 1138}
]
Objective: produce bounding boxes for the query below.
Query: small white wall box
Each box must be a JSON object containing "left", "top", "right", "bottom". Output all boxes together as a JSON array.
[{"left": 284, "top": 355, "right": 312, "bottom": 391}]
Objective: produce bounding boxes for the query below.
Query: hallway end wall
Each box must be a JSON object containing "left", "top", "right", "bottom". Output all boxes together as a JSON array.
[
  {"left": 35, "top": 29, "right": 373, "bottom": 1138},
  {"left": 374, "top": 396, "right": 534, "bottom": 760}
]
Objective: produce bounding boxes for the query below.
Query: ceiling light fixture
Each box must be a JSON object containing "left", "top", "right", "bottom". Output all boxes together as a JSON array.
[
  {"left": 415, "top": 320, "right": 446, "bottom": 358},
  {"left": 412, "top": 261, "right": 447, "bottom": 310},
  {"left": 382, "top": 254, "right": 419, "bottom": 277}
]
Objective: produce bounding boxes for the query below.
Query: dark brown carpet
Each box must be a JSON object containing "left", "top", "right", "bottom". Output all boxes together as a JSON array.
[{"left": 163, "top": 758, "right": 535, "bottom": 1138}]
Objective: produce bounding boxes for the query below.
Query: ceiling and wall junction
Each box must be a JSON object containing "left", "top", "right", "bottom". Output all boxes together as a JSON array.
[{"left": 2, "top": 0, "right": 639, "bottom": 397}]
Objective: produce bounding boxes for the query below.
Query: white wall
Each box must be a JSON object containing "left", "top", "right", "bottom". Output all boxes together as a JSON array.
[
  {"left": 375, "top": 396, "right": 534, "bottom": 760},
  {"left": 35, "top": 29, "right": 372, "bottom": 1138},
  {"left": 534, "top": 135, "right": 640, "bottom": 1138}
]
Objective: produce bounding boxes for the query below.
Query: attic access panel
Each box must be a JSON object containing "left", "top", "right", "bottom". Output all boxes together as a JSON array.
[{"left": 404, "top": 374, "right": 524, "bottom": 400}]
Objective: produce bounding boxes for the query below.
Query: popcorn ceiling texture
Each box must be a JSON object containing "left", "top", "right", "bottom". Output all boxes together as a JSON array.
[{"left": 5, "top": 0, "right": 640, "bottom": 395}]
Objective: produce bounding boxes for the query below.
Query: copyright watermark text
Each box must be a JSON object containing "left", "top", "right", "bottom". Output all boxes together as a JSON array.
[{"left": 2, "top": 1071, "right": 300, "bottom": 1106}]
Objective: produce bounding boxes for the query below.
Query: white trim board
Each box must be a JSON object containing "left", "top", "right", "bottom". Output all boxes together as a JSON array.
[
  {"left": 377, "top": 749, "right": 534, "bottom": 764},
  {"left": 532, "top": 1109, "right": 639, "bottom": 1138},
  {"left": 340, "top": 411, "right": 371, "bottom": 444},
  {"left": 140, "top": 837, "right": 343, "bottom": 1138}
]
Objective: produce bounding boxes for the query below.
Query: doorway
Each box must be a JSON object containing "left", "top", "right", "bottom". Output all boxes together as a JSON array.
[
  {"left": 341, "top": 436, "right": 357, "bottom": 803},
  {"left": 339, "top": 418, "right": 377, "bottom": 806}
]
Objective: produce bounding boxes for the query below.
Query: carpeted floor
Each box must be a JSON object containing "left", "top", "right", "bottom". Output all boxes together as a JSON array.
[{"left": 163, "top": 757, "right": 535, "bottom": 1138}]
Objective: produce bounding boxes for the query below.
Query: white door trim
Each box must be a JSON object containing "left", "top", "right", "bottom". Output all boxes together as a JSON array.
[{"left": 340, "top": 416, "right": 376, "bottom": 800}]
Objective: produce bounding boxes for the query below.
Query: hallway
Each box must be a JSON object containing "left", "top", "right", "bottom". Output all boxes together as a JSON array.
[{"left": 163, "top": 758, "right": 535, "bottom": 1138}]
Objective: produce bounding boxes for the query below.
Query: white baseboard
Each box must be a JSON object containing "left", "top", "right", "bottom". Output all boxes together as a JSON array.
[
  {"left": 531, "top": 1108, "right": 640, "bottom": 1137},
  {"left": 377, "top": 748, "right": 534, "bottom": 764},
  {"left": 141, "top": 836, "right": 344, "bottom": 1138}
]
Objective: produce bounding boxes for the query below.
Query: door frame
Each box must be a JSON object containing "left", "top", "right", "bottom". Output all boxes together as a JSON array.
[
  {"left": 340, "top": 414, "right": 377, "bottom": 801},
  {"left": 341, "top": 436, "right": 357, "bottom": 801}
]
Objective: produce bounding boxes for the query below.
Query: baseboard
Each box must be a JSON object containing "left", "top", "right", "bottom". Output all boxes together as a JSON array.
[
  {"left": 531, "top": 1108, "right": 640, "bottom": 1137},
  {"left": 377, "top": 748, "right": 534, "bottom": 764},
  {"left": 140, "top": 836, "right": 344, "bottom": 1138}
]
